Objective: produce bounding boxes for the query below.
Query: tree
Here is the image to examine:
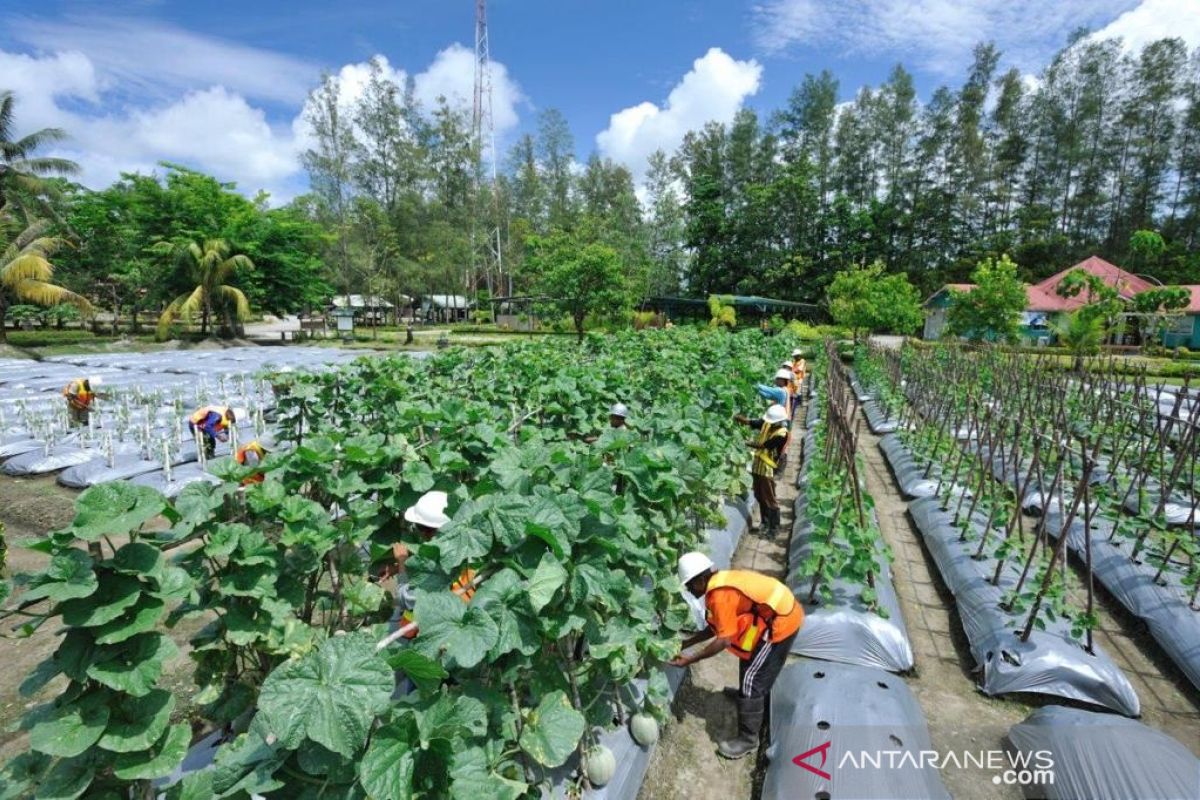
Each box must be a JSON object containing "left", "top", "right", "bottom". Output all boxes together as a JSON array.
[
  {"left": 526, "top": 232, "right": 630, "bottom": 342},
  {"left": 1052, "top": 309, "right": 1106, "bottom": 372},
  {"left": 1054, "top": 267, "right": 1124, "bottom": 344},
  {"left": 0, "top": 215, "right": 92, "bottom": 342},
  {"left": 826, "top": 261, "right": 923, "bottom": 340},
  {"left": 945, "top": 254, "right": 1027, "bottom": 343},
  {"left": 707, "top": 294, "right": 736, "bottom": 329},
  {"left": 1131, "top": 285, "right": 1191, "bottom": 345},
  {"left": 0, "top": 90, "right": 79, "bottom": 216},
  {"left": 155, "top": 239, "right": 253, "bottom": 340}
]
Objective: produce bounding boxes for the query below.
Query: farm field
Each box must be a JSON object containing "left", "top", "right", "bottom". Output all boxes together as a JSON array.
[{"left": 1, "top": 332, "right": 1197, "bottom": 800}]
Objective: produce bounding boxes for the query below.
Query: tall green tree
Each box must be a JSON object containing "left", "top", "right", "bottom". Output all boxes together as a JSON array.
[
  {"left": 945, "top": 254, "right": 1028, "bottom": 342},
  {"left": 1, "top": 214, "right": 92, "bottom": 342},
  {"left": 155, "top": 238, "right": 253, "bottom": 339},
  {"left": 525, "top": 232, "right": 631, "bottom": 342},
  {"left": 0, "top": 90, "right": 79, "bottom": 216},
  {"left": 826, "top": 261, "right": 923, "bottom": 340}
]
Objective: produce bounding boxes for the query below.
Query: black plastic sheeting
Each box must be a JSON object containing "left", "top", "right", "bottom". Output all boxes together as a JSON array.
[
  {"left": 1007, "top": 706, "right": 1200, "bottom": 800},
  {"left": 762, "top": 659, "right": 951, "bottom": 800},
  {"left": 1042, "top": 511, "right": 1200, "bottom": 695},
  {"left": 909, "top": 497, "right": 1140, "bottom": 716},
  {"left": 878, "top": 433, "right": 943, "bottom": 499},
  {"left": 788, "top": 425, "right": 914, "bottom": 671},
  {"left": 861, "top": 399, "right": 900, "bottom": 434}
]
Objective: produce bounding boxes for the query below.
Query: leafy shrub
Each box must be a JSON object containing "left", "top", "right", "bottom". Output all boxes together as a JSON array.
[{"left": 6, "top": 330, "right": 103, "bottom": 347}]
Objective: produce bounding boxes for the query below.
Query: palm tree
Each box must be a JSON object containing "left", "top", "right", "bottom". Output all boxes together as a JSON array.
[
  {"left": 156, "top": 238, "right": 253, "bottom": 340},
  {"left": 0, "top": 90, "right": 79, "bottom": 215},
  {"left": 1051, "top": 309, "right": 1106, "bottom": 374},
  {"left": 0, "top": 215, "right": 93, "bottom": 342}
]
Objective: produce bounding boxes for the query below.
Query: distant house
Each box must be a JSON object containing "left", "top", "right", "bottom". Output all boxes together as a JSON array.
[
  {"left": 923, "top": 256, "right": 1200, "bottom": 347},
  {"left": 420, "top": 294, "right": 473, "bottom": 323},
  {"left": 329, "top": 294, "right": 408, "bottom": 325}
]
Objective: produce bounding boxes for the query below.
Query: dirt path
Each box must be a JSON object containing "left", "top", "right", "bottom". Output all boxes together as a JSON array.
[
  {"left": 859, "top": 430, "right": 1029, "bottom": 800},
  {"left": 638, "top": 417, "right": 800, "bottom": 800}
]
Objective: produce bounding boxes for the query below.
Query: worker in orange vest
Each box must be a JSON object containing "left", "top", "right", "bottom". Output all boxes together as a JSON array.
[
  {"left": 387, "top": 490, "right": 477, "bottom": 639},
  {"left": 189, "top": 405, "right": 245, "bottom": 459},
  {"left": 235, "top": 440, "right": 267, "bottom": 485},
  {"left": 670, "top": 552, "right": 803, "bottom": 759},
  {"left": 62, "top": 376, "right": 105, "bottom": 427},
  {"left": 791, "top": 349, "right": 807, "bottom": 385}
]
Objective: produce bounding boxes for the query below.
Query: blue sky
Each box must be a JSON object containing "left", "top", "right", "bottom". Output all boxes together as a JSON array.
[{"left": 2, "top": 0, "right": 1195, "bottom": 201}]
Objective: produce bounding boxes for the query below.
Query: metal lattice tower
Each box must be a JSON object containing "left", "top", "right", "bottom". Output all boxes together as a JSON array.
[{"left": 472, "top": 0, "right": 505, "bottom": 296}]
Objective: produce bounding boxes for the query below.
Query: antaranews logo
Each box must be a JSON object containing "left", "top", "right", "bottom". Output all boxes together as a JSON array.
[{"left": 793, "top": 742, "right": 1055, "bottom": 789}]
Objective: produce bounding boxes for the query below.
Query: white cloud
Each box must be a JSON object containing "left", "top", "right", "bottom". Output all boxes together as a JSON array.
[
  {"left": 596, "top": 48, "right": 762, "bottom": 180},
  {"left": 412, "top": 43, "right": 524, "bottom": 135},
  {"left": 1088, "top": 0, "right": 1200, "bottom": 51},
  {"left": 752, "top": 0, "right": 1140, "bottom": 75},
  {"left": 9, "top": 15, "right": 318, "bottom": 104},
  {"left": 0, "top": 49, "right": 97, "bottom": 131}
]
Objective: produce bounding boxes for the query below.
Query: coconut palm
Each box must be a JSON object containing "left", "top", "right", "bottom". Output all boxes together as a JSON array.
[
  {"left": 156, "top": 238, "right": 253, "bottom": 340},
  {"left": 0, "top": 215, "right": 93, "bottom": 342},
  {"left": 0, "top": 90, "right": 79, "bottom": 215},
  {"left": 1051, "top": 309, "right": 1107, "bottom": 374}
]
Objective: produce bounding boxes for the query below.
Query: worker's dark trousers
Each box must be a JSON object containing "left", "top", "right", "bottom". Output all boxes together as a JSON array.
[
  {"left": 738, "top": 631, "right": 797, "bottom": 699},
  {"left": 752, "top": 473, "right": 778, "bottom": 517}
]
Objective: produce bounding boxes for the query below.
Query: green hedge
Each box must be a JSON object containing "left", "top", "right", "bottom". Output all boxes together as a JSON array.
[{"left": 3, "top": 330, "right": 104, "bottom": 346}]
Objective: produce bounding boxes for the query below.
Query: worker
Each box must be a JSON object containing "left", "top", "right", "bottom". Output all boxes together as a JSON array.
[
  {"left": 791, "top": 349, "right": 808, "bottom": 384},
  {"left": 734, "top": 403, "right": 788, "bottom": 536},
  {"left": 670, "top": 552, "right": 803, "bottom": 759},
  {"left": 389, "top": 490, "right": 476, "bottom": 638},
  {"left": 774, "top": 367, "right": 797, "bottom": 417},
  {"left": 189, "top": 405, "right": 245, "bottom": 460},
  {"left": 235, "top": 440, "right": 267, "bottom": 485},
  {"left": 581, "top": 402, "right": 630, "bottom": 443},
  {"left": 63, "top": 376, "right": 105, "bottom": 427}
]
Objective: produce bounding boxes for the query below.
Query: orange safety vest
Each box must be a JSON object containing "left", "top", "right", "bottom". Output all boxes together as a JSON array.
[
  {"left": 236, "top": 442, "right": 266, "bottom": 484},
  {"left": 63, "top": 380, "right": 95, "bottom": 410},
  {"left": 400, "top": 567, "right": 477, "bottom": 639},
  {"left": 190, "top": 406, "right": 229, "bottom": 430},
  {"left": 705, "top": 570, "right": 802, "bottom": 659}
]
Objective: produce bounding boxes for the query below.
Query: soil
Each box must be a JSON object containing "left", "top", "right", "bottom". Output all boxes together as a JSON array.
[
  {"left": 641, "top": 392, "right": 1200, "bottom": 800},
  {"left": 0, "top": 476, "right": 208, "bottom": 765}
]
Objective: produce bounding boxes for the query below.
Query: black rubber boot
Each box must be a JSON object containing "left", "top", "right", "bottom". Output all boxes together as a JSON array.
[
  {"left": 718, "top": 695, "right": 765, "bottom": 759},
  {"left": 765, "top": 508, "right": 780, "bottom": 538},
  {"left": 722, "top": 686, "right": 741, "bottom": 700}
]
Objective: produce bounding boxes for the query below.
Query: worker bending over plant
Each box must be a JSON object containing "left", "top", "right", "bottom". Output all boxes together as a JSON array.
[
  {"left": 189, "top": 405, "right": 245, "bottom": 459},
  {"left": 63, "top": 376, "right": 106, "bottom": 427},
  {"left": 670, "top": 552, "right": 803, "bottom": 759},
  {"left": 734, "top": 403, "right": 788, "bottom": 537},
  {"left": 387, "top": 490, "right": 476, "bottom": 638},
  {"left": 235, "top": 440, "right": 267, "bottom": 485}
]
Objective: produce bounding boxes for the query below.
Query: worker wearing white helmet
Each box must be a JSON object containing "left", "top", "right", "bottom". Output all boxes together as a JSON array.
[
  {"left": 609, "top": 402, "right": 629, "bottom": 428},
  {"left": 774, "top": 367, "right": 797, "bottom": 417},
  {"left": 62, "top": 375, "right": 107, "bottom": 427},
  {"left": 791, "top": 350, "right": 808, "bottom": 384},
  {"left": 387, "top": 491, "right": 477, "bottom": 640},
  {"left": 733, "top": 403, "right": 789, "bottom": 537},
  {"left": 670, "top": 552, "right": 803, "bottom": 759}
]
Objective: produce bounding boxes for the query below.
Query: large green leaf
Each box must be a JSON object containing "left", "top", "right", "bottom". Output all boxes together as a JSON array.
[
  {"left": 256, "top": 632, "right": 393, "bottom": 757},
  {"left": 112, "top": 722, "right": 190, "bottom": 780},
  {"left": 33, "top": 755, "right": 93, "bottom": 800},
  {"left": 434, "top": 518, "right": 492, "bottom": 572},
  {"left": 19, "top": 550, "right": 98, "bottom": 604},
  {"left": 97, "top": 688, "right": 175, "bottom": 753},
  {"left": 91, "top": 597, "right": 166, "bottom": 645},
  {"left": 386, "top": 648, "right": 448, "bottom": 688},
  {"left": 59, "top": 574, "right": 143, "bottom": 627},
  {"left": 526, "top": 551, "right": 568, "bottom": 613},
  {"left": 68, "top": 483, "right": 167, "bottom": 541},
  {"left": 413, "top": 693, "right": 488, "bottom": 748},
  {"left": 359, "top": 722, "right": 415, "bottom": 800},
  {"left": 449, "top": 747, "right": 527, "bottom": 800},
  {"left": 109, "top": 541, "right": 165, "bottom": 581},
  {"left": 28, "top": 693, "right": 110, "bottom": 758},
  {"left": 163, "top": 770, "right": 213, "bottom": 800},
  {"left": 85, "top": 633, "right": 177, "bottom": 697},
  {"left": 412, "top": 592, "right": 499, "bottom": 669},
  {"left": 517, "top": 690, "right": 584, "bottom": 768}
]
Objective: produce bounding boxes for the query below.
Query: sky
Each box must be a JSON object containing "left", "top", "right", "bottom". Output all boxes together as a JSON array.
[{"left": 2, "top": 0, "right": 1199, "bottom": 203}]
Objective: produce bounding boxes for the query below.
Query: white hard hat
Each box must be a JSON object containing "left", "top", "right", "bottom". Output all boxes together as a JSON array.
[
  {"left": 277, "top": 365, "right": 295, "bottom": 374},
  {"left": 792, "top": 349, "right": 804, "bottom": 358},
  {"left": 229, "top": 407, "right": 249, "bottom": 422},
  {"left": 609, "top": 403, "right": 629, "bottom": 418},
  {"left": 775, "top": 368, "right": 794, "bottom": 381},
  {"left": 763, "top": 404, "right": 788, "bottom": 424},
  {"left": 678, "top": 551, "right": 714, "bottom": 585},
  {"left": 404, "top": 490, "right": 450, "bottom": 530},
  {"left": 88, "top": 375, "right": 104, "bottom": 387}
]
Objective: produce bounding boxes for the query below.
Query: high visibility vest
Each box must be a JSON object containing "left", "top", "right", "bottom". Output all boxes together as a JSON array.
[
  {"left": 793, "top": 359, "right": 807, "bottom": 381},
  {"left": 705, "top": 570, "right": 798, "bottom": 657},
  {"left": 190, "top": 406, "right": 229, "bottom": 431},
  {"left": 400, "top": 567, "right": 476, "bottom": 638},
  {"left": 63, "top": 380, "right": 94, "bottom": 410},
  {"left": 235, "top": 441, "right": 266, "bottom": 466},
  {"left": 752, "top": 422, "right": 788, "bottom": 477}
]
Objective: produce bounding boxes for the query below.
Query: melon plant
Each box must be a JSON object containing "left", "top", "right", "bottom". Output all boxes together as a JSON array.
[
  {"left": 1, "top": 329, "right": 806, "bottom": 798},
  {"left": 630, "top": 712, "right": 660, "bottom": 746}
]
